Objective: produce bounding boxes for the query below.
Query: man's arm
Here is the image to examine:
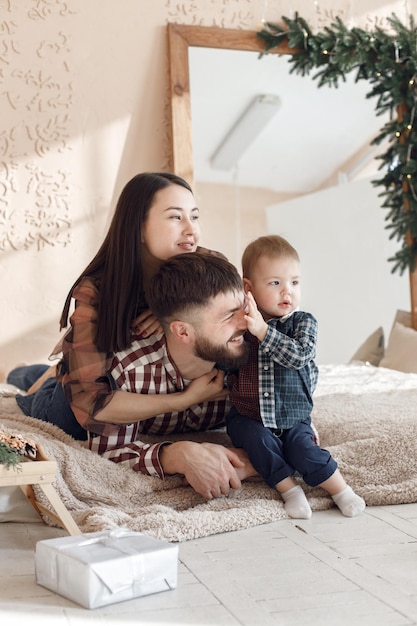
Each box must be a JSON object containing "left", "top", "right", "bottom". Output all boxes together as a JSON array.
[{"left": 90, "top": 432, "right": 257, "bottom": 500}]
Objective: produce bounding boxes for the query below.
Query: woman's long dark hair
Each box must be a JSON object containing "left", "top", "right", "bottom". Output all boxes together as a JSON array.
[{"left": 59, "top": 172, "right": 193, "bottom": 352}]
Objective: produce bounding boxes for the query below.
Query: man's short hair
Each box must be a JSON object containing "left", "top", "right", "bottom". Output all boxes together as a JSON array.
[{"left": 147, "top": 253, "right": 243, "bottom": 322}]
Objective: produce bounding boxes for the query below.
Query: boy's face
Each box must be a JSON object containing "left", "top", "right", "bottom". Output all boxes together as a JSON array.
[{"left": 244, "top": 254, "right": 301, "bottom": 319}]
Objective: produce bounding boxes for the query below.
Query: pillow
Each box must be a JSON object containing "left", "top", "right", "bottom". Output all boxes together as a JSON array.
[
  {"left": 349, "top": 326, "right": 385, "bottom": 366},
  {"left": 379, "top": 322, "right": 417, "bottom": 373},
  {"left": 393, "top": 309, "right": 412, "bottom": 328}
]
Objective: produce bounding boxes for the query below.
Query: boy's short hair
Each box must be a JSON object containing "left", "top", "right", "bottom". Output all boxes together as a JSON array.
[
  {"left": 242, "top": 235, "right": 300, "bottom": 279},
  {"left": 147, "top": 252, "right": 243, "bottom": 322}
]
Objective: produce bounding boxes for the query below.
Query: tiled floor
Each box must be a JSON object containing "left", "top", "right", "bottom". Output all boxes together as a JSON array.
[{"left": 1, "top": 503, "right": 417, "bottom": 625}]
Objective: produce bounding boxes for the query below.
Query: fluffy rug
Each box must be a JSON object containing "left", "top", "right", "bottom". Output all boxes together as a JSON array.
[{"left": 1, "top": 364, "right": 417, "bottom": 542}]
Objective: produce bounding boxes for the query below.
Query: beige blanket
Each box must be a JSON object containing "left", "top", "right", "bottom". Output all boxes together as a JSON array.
[{"left": 1, "top": 364, "right": 417, "bottom": 542}]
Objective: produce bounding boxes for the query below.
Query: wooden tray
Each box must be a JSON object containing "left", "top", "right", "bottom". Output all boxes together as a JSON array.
[{"left": 0, "top": 443, "right": 80, "bottom": 535}]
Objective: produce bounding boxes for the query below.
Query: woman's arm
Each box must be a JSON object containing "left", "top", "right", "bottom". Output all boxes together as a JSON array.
[{"left": 95, "top": 367, "right": 228, "bottom": 424}]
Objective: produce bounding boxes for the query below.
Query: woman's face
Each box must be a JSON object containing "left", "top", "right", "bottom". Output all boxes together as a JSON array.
[{"left": 141, "top": 184, "right": 201, "bottom": 261}]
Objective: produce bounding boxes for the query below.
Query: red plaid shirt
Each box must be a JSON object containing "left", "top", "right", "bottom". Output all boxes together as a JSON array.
[{"left": 88, "top": 333, "right": 229, "bottom": 477}]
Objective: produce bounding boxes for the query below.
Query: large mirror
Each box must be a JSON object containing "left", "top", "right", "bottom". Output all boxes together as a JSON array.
[
  {"left": 168, "top": 24, "right": 290, "bottom": 184},
  {"left": 167, "top": 23, "right": 411, "bottom": 363}
]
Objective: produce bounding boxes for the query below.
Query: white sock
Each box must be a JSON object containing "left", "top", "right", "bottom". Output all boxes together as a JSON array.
[
  {"left": 332, "top": 485, "right": 366, "bottom": 517},
  {"left": 281, "top": 485, "right": 312, "bottom": 519}
]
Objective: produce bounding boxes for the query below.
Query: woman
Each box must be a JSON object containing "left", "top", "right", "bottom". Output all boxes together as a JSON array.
[{"left": 8, "top": 172, "right": 224, "bottom": 440}]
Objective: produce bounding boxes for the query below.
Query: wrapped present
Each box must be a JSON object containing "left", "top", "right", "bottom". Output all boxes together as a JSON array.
[{"left": 35, "top": 529, "right": 178, "bottom": 609}]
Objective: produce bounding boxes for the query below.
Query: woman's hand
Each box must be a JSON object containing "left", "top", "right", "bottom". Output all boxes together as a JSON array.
[
  {"left": 132, "top": 309, "right": 163, "bottom": 337},
  {"left": 183, "top": 368, "right": 228, "bottom": 405}
]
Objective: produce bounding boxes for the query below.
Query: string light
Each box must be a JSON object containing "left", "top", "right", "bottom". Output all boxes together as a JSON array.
[
  {"left": 406, "top": 106, "right": 416, "bottom": 139},
  {"left": 260, "top": 0, "right": 268, "bottom": 27}
]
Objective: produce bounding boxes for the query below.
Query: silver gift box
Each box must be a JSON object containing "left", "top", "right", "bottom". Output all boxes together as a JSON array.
[{"left": 35, "top": 529, "right": 178, "bottom": 609}]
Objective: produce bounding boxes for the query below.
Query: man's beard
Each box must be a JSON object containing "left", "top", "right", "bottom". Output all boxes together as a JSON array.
[{"left": 193, "top": 333, "right": 250, "bottom": 370}]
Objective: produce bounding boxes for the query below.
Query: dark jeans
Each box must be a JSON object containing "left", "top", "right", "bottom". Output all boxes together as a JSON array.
[
  {"left": 226, "top": 408, "right": 337, "bottom": 488},
  {"left": 7, "top": 364, "right": 87, "bottom": 441}
]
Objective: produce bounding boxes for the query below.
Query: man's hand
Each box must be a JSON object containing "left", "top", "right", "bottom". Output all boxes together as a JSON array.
[{"left": 160, "top": 441, "right": 245, "bottom": 500}]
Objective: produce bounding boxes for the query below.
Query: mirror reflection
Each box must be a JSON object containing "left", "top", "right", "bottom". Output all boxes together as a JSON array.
[
  {"left": 171, "top": 26, "right": 409, "bottom": 363},
  {"left": 189, "top": 47, "right": 389, "bottom": 195}
]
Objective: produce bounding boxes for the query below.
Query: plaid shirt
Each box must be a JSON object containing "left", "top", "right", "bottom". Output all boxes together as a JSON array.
[
  {"left": 228, "top": 311, "right": 319, "bottom": 429},
  {"left": 51, "top": 276, "right": 120, "bottom": 432},
  {"left": 88, "top": 333, "right": 229, "bottom": 477},
  {"left": 51, "top": 245, "right": 223, "bottom": 432}
]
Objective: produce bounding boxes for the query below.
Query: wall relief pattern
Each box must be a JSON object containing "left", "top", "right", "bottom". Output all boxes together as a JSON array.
[
  {"left": 164, "top": 0, "right": 411, "bottom": 31},
  {"left": 0, "top": 0, "right": 75, "bottom": 253},
  {"left": 1, "top": 0, "right": 416, "bottom": 256}
]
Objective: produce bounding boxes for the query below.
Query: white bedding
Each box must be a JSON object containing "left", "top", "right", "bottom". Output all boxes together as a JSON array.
[{"left": 315, "top": 362, "right": 417, "bottom": 396}]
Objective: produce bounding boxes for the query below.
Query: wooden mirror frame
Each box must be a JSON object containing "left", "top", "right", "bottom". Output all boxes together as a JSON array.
[
  {"left": 167, "top": 23, "right": 292, "bottom": 185},
  {"left": 167, "top": 23, "right": 416, "bottom": 324}
]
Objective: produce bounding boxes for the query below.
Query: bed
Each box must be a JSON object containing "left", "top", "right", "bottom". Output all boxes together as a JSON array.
[{"left": 1, "top": 310, "right": 417, "bottom": 542}]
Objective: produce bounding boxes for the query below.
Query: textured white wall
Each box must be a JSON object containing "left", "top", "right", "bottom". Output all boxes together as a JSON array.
[{"left": 0, "top": 0, "right": 415, "bottom": 379}]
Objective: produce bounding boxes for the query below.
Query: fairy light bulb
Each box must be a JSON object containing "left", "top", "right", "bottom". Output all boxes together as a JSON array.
[{"left": 260, "top": 0, "right": 268, "bottom": 26}]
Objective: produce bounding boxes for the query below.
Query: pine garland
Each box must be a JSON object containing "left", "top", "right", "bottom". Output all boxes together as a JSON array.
[{"left": 257, "top": 13, "right": 417, "bottom": 275}]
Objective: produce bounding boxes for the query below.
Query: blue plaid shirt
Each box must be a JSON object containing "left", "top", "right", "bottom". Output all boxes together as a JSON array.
[{"left": 228, "top": 311, "right": 319, "bottom": 429}]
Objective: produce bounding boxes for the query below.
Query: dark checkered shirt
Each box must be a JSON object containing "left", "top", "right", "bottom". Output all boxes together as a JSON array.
[
  {"left": 228, "top": 311, "right": 319, "bottom": 428},
  {"left": 88, "top": 333, "right": 229, "bottom": 477}
]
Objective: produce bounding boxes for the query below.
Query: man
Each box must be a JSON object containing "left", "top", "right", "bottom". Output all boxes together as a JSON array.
[{"left": 89, "top": 253, "right": 256, "bottom": 499}]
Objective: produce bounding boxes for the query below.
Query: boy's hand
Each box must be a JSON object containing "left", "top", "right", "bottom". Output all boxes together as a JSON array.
[{"left": 245, "top": 292, "right": 268, "bottom": 341}]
